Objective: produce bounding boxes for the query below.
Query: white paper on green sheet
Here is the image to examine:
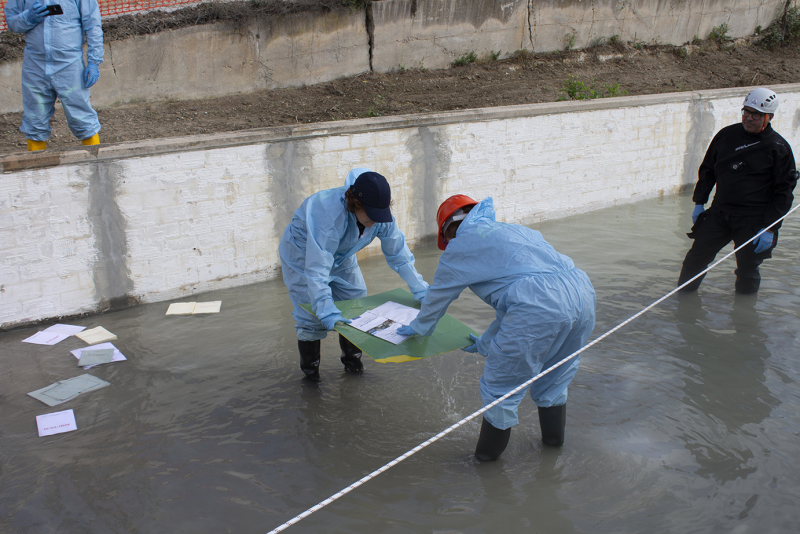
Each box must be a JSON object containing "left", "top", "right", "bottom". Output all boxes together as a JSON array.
[
  {"left": 192, "top": 301, "right": 221, "bottom": 314},
  {"left": 77, "top": 348, "right": 115, "bottom": 367},
  {"left": 76, "top": 326, "right": 117, "bottom": 345},
  {"left": 28, "top": 375, "right": 110, "bottom": 407}
]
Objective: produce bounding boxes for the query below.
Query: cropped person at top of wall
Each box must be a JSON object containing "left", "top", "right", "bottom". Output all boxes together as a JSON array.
[
  {"left": 678, "top": 87, "right": 798, "bottom": 294},
  {"left": 397, "top": 195, "right": 596, "bottom": 461},
  {"left": 279, "top": 168, "right": 428, "bottom": 382},
  {"left": 4, "top": 0, "right": 103, "bottom": 151}
]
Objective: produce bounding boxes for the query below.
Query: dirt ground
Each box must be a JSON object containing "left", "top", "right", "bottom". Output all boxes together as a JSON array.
[{"left": 2, "top": 38, "right": 800, "bottom": 155}]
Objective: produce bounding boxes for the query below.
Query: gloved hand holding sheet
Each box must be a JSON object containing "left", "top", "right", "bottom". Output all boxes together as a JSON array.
[{"left": 301, "top": 288, "right": 478, "bottom": 363}]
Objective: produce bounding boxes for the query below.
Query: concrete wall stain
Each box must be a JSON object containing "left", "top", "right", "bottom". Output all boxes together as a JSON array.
[
  {"left": 265, "top": 139, "right": 315, "bottom": 244},
  {"left": 682, "top": 99, "right": 716, "bottom": 187},
  {"left": 407, "top": 126, "right": 452, "bottom": 242},
  {"left": 86, "top": 162, "right": 136, "bottom": 310}
]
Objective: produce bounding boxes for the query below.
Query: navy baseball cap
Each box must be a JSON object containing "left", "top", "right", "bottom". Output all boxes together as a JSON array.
[{"left": 354, "top": 172, "right": 393, "bottom": 223}]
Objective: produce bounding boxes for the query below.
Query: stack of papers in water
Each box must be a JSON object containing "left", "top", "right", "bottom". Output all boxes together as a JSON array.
[
  {"left": 22, "top": 324, "right": 86, "bottom": 345},
  {"left": 71, "top": 343, "right": 127, "bottom": 369},
  {"left": 36, "top": 409, "right": 78, "bottom": 437},
  {"left": 76, "top": 326, "right": 117, "bottom": 345},
  {"left": 349, "top": 301, "right": 420, "bottom": 345},
  {"left": 28, "top": 375, "right": 110, "bottom": 407},
  {"left": 166, "top": 301, "right": 222, "bottom": 315}
]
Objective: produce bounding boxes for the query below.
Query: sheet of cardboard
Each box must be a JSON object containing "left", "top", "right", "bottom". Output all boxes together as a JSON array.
[
  {"left": 192, "top": 301, "right": 221, "bottom": 314},
  {"left": 76, "top": 326, "right": 117, "bottom": 345},
  {"left": 166, "top": 302, "right": 197, "bottom": 315},
  {"left": 28, "top": 375, "right": 110, "bottom": 407}
]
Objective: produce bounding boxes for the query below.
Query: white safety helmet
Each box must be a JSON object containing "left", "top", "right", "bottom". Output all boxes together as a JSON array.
[{"left": 743, "top": 88, "right": 778, "bottom": 114}]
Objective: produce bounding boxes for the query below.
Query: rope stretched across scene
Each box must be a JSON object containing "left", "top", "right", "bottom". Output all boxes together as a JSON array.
[{"left": 266, "top": 203, "right": 800, "bottom": 534}]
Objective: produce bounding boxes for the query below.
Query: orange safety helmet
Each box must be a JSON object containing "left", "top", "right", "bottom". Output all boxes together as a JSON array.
[{"left": 436, "top": 194, "right": 478, "bottom": 250}]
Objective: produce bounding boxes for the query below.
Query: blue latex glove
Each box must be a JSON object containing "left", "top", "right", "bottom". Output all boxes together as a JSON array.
[
  {"left": 84, "top": 63, "right": 100, "bottom": 88},
  {"left": 691, "top": 205, "right": 705, "bottom": 224},
  {"left": 320, "top": 312, "right": 351, "bottom": 331},
  {"left": 462, "top": 334, "right": 480, "bottom": 353},
  {"left": 27, "top": 2, "right": 49, "bottom": 25},
  {"left": 413, "top": 288, "right": 427, "bottom": 303},
  {"left": 753, "top": 229, "right": 774, "bottom": 253},
  {"left": 397, "top": 324, "right": 416, "bottom": 337}
]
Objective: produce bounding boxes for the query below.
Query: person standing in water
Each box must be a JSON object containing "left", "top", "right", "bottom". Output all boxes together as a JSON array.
[
  {"left": 398, "top": 195, "right": 596, "bottom": 460},
  {"left": 279, "top": 168, "right": 428, "bottom": 381}
]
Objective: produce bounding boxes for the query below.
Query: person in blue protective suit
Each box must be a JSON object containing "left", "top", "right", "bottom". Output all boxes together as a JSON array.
[
  {"left": 397, "top": 195, "right": 596, "bottom": 461},
  {"left": 279, "top": 168, "right": 429, "bottom": 382},
  {"left": 5, "top": 0, "right": 104, "bottom": 151}
]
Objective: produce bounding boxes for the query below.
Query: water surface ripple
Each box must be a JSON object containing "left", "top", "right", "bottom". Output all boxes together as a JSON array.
[{"left": 1, "top": 193, "right": 799, "bottom": 533}]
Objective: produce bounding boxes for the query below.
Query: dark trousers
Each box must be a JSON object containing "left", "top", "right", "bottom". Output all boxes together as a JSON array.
[{"left": 678, "top": 208, "right": 777, "bottom": 294}]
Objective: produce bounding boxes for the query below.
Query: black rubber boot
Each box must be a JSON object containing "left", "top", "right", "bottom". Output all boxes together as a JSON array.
[
  {"left": 474, "top": 417, "right": 511, "bottom": 461},
  {"left": 734, "top": 269, "right": 761, "bottom": 294},
  {"left": 339, "top": 334, "right": 364, "bottom": 373},
  {"left": 538, "top": 404, "right": 567, "bottom": 447},
  {"left": 298, "top": 340, "right": 321, "bottom": 382}
]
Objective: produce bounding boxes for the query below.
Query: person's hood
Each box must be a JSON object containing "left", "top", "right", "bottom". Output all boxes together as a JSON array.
[
  {"left": 458, "top": 197, "right": 496, "bottom": 236},
  {"left": 344, "top": 168, "right": 372, "bottom": 189}
]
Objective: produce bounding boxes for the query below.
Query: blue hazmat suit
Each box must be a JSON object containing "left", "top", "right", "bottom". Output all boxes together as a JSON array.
[
  {"left": 408, "top": 198, "right": 596, "bottom": 430},
  {"left": 280, "top": 168, "right": 429, "bottom": 341},
  {"left": 5, "top": 0, "right": 103, "bottom": 141}
]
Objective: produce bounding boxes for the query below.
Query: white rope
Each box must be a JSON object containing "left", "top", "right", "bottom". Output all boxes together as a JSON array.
[{"left": 266, "top": 204, "right": 799, "bottom": 534}]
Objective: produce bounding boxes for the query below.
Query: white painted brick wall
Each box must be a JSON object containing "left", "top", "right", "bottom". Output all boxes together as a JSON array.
[{"left": 2, "top": 86, "right": 800, "bottom": 328}]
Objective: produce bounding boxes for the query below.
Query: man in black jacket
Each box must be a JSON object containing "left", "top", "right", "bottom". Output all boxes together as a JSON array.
[{"left": 678, "top": 87, "right": 797, "bottom": 294}]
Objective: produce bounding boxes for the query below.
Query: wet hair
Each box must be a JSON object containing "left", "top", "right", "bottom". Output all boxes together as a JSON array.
[{"left": 443, "top": 204, "right": 473, "bottom": 241}]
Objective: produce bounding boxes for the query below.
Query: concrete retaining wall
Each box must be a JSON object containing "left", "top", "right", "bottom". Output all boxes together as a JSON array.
[
  {"left": 3, "top": 84, "right": 800, "bottom": 329},
  {"left": 0, "top": 0, "right": 790, "bottom": 113}
]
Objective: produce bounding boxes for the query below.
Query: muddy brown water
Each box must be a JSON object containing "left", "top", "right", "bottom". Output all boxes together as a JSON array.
[{"left": 1, "top": 192, "right": 799, "bottom": 533}]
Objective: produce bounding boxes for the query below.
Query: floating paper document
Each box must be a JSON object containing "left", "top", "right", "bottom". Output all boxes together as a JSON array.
[
  {"left": 349, "top": 301, "right": 420, "bottom": 344},
  {"left": 76, "top": 326, "right": 117, "bottom": 345},
  {"left": 28, "top": 374, "right": 110, "bottom": 407},
  {"left": 44, "top": 324, "right": 87, "bottom": 336},
  {"left": 21, "top": 323, "right": 87, "bottom": 345},
  {"left": 166, "top": 301, "right": 222, "bottom": 315},
  {"left": 71, "top": 343, "right": 127, "bottom": 369},
  {"left": 76, "top": 348, "right": 115, "bottom": 367},
  {"left": 36, "top": 409, "right": 78, "bottom": 437},
  {"left": 301, "top": 288, "right": 478, "bottom": 363},
  {"left": 22, "top": 331, "right": 71, "bottom": 346}
]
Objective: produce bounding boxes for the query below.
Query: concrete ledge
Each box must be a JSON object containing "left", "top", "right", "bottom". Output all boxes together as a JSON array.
[{"left": 4, "top": 83, "right": 800, "bottom": 172}]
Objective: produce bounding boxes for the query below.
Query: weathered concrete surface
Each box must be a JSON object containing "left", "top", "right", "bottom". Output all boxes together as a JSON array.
[
  {"left": 0, "top": 9, "right": 369, "bottom": 113},
  {"left": 1, "top": 1, "right": 788, "bottom": 112},
  {"left": 529, "top": 0, "right": 786, "bottom": 52},
  {"left": 370, "top": 0, "right": 531, "bottom": 71},
  {"left": 3, "top": 83, "right": 800, "bottom": 329}
]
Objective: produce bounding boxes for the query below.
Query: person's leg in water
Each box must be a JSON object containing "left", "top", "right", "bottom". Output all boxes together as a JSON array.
[
  {"left": 731, "top": 215, "right": 777, "bottom": 294},
  {"left": 329, "top": 256, "right": 368, "bottom": 373},
  {"left": 475, "top": 304, "right": 550, "bottom": 461},
  {"left": 281, "top": 256, "right": 328, "bottom": 381},
  {"left": 678, "top": 208, "right": 735, "bottom": 291},
  {"left": 529, "top": 270, "right": 595, "bottom": 447}
]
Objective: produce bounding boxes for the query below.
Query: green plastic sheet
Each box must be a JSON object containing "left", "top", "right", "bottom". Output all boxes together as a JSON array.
[{"left": 301, "top": 288, "right": 478, "bottom": 363}]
